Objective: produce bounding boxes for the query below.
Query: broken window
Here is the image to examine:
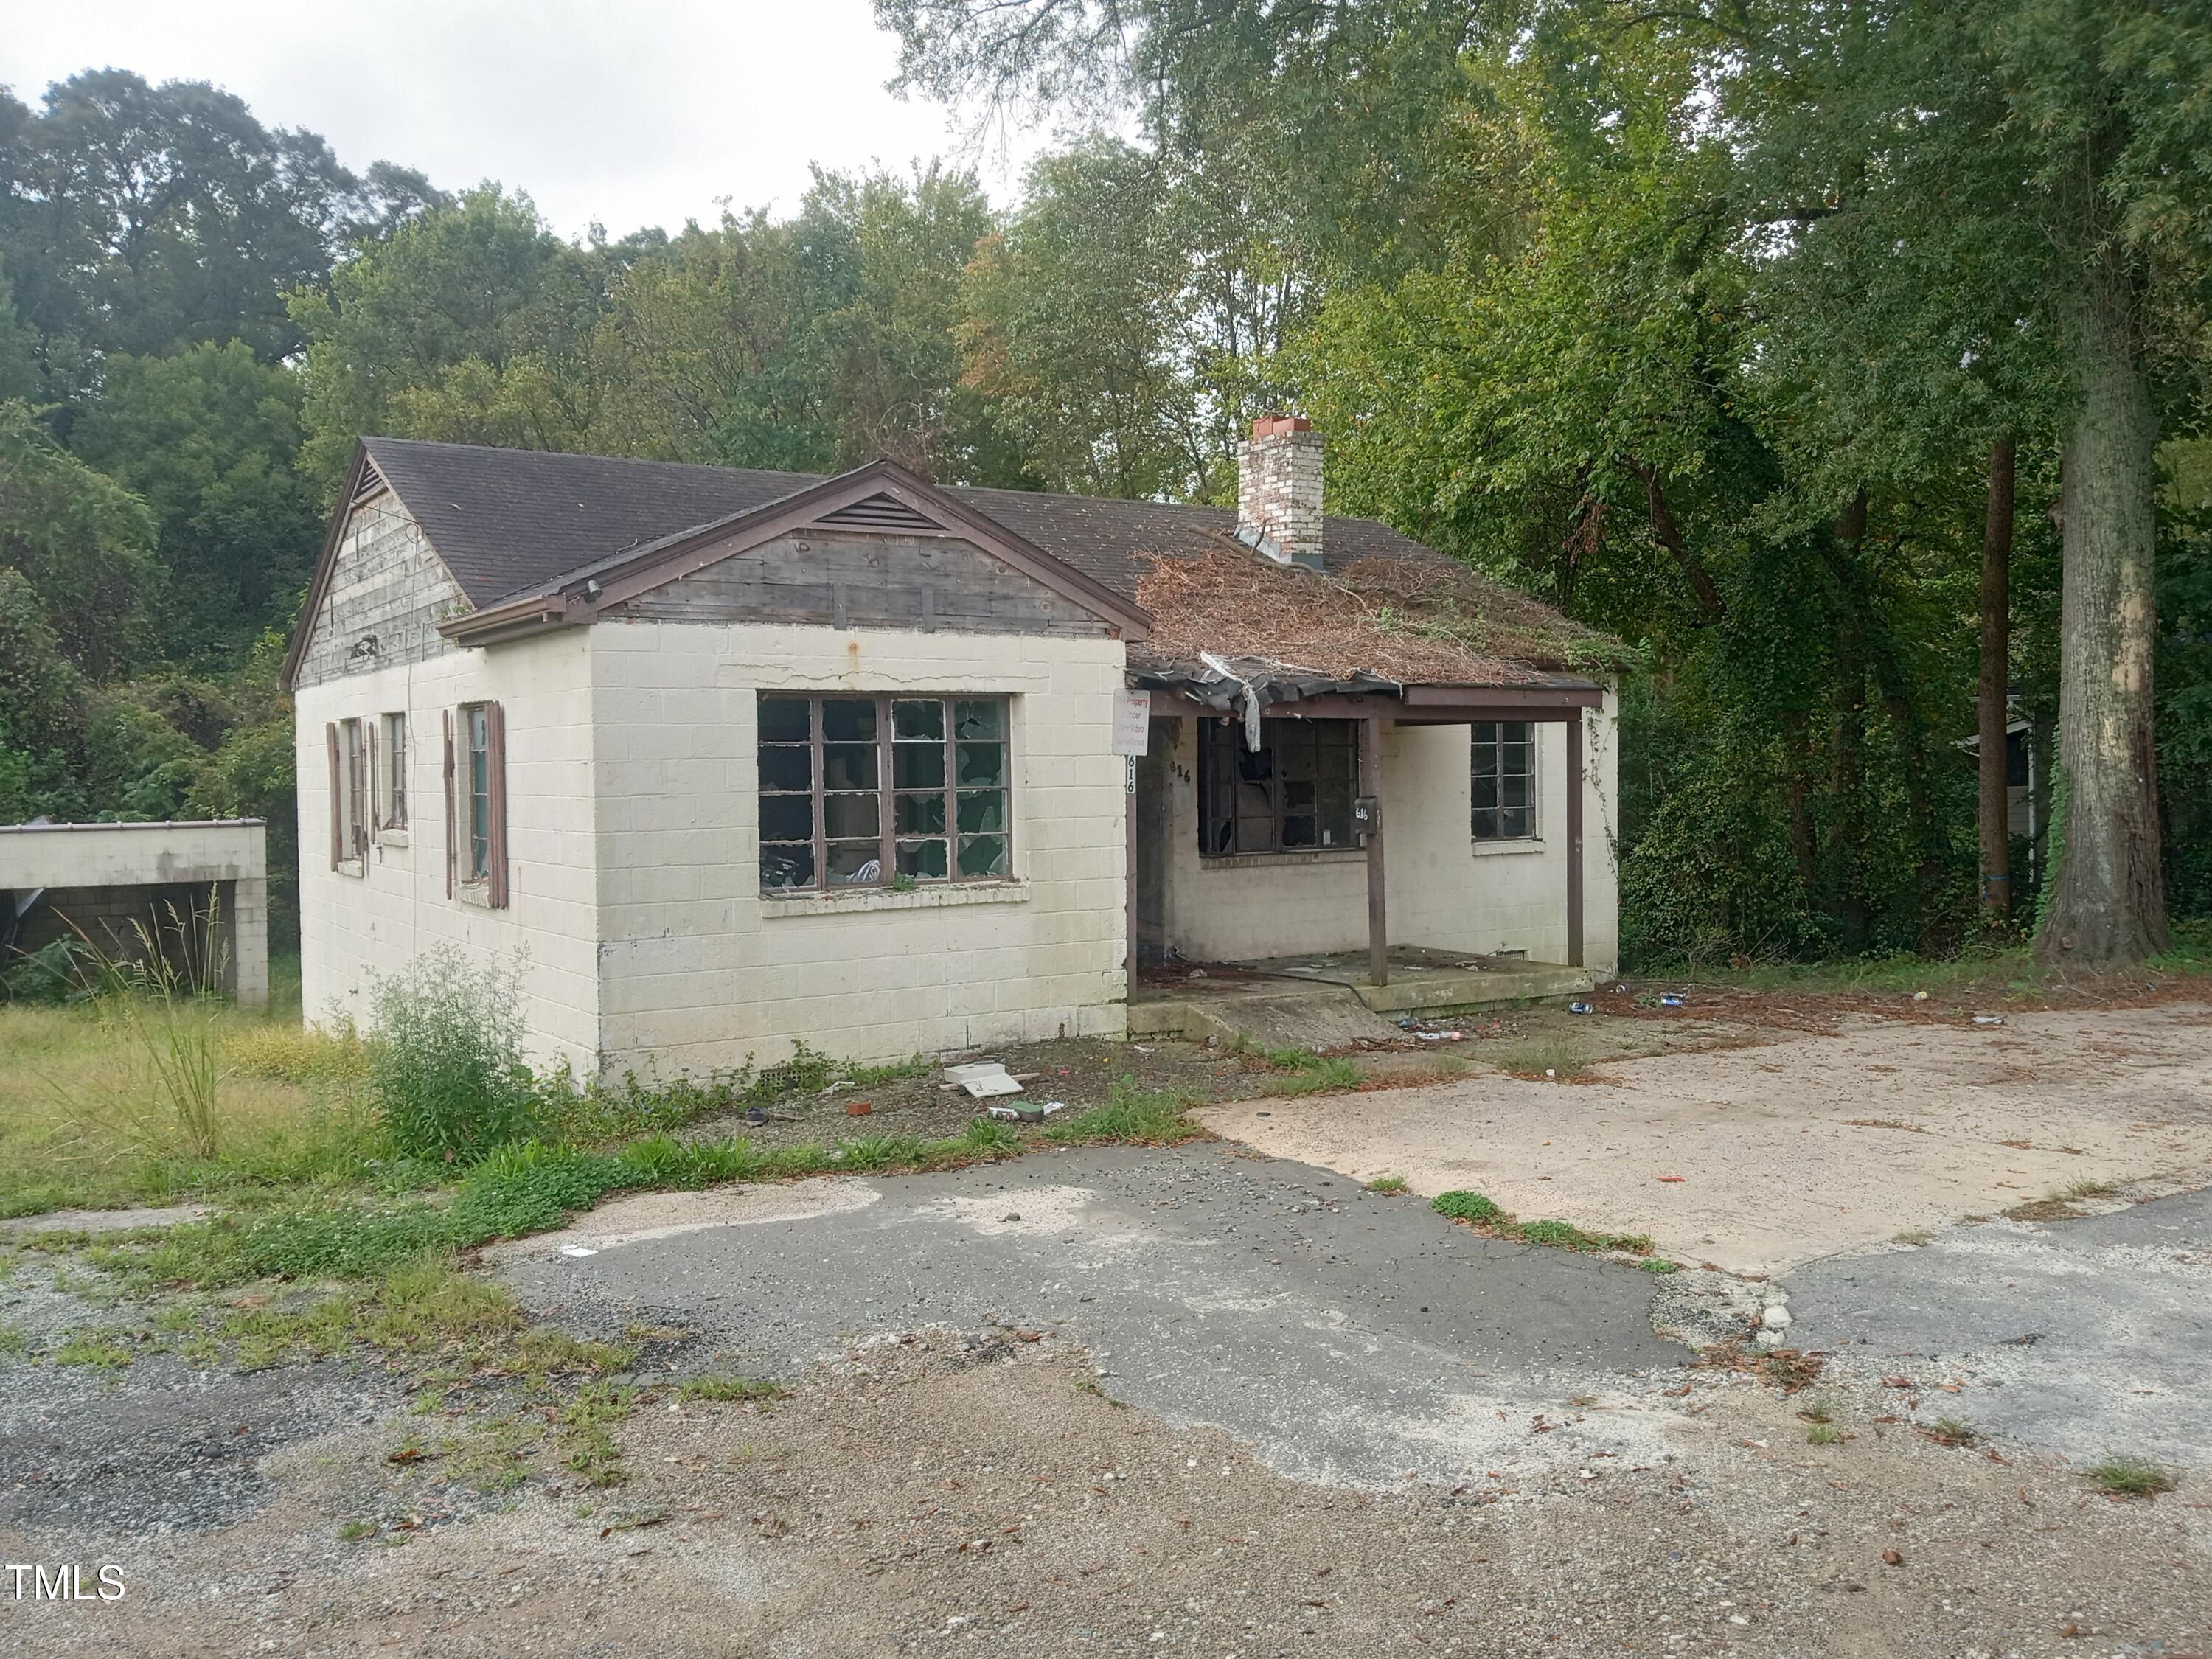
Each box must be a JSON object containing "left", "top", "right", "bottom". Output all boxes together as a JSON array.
[
  {"left": 1472, "top": 720, "right": 1537, "bottom": 840},
  {"left": 463, "top": 703, "right": 492, "bottom": 881},
  {"left": 331, "top": 717, "right": 367, "bottom": 862},
  {"left": 759, "top": 694, "right": 1011, "bottom": 891},
  {"left": 1197, "top": 717, "right": 1358, "bottom": 856}
]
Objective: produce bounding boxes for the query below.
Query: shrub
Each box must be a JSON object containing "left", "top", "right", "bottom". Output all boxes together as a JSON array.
[
  {"left": 1432, "top": 1190, "right": 1503, "bottom": 1223},
  {"left": 228, "top": 1023, "right": 369, "bottom": 1085},
  {"left": 369, "top": 946, "right": 540, "bottom": 1161},
  {"left": 450, "top": 1141, "right": 623, "bottom": 1239}
]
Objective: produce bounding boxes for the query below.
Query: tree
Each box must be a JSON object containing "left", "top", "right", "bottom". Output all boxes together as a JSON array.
[
  {"left": 1709, "top": 0, "right": 2211, "bottom": 961},
  {"left": 960, "top": 141, "right": 1203, "bottom": 497},
  {"left": 0, "top": 400, "right": 159, "bottom": 678},
  {"left": 0, "top": 70, "right": 367, "bottom": 392},
  {"left": 290, "top": 187, "right": 611, "bottom": 484},
  {"left": 68, "top": 342, "right": 321, "bottom": 663}
]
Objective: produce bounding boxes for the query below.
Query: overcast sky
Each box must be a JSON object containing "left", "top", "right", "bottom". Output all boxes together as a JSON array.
[{"left": 0, "top": 0, "right": 1054, "bottom": 237}]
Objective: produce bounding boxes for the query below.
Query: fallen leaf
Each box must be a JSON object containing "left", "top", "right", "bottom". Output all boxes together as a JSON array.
[{"left": 1882, "top": 1550, "right": 1904, "bottom": 1567}]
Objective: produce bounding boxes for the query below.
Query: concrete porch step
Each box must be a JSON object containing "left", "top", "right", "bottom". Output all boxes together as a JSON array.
[{"left": 1346, "top": 962, "right": 1596, "bottom": 1015}]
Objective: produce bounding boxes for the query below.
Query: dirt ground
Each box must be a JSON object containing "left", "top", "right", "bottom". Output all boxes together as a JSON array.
[
  {"left": 6, "top": 1333, "right": 2208, "bottom": 1658},
  {"left": 4, "top": 995, "right": 2209, "bottom": 1658}
]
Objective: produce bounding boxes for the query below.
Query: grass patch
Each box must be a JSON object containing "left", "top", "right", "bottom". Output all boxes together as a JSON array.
[
  {"left": 1366, "top": 1174, "right": 1408, "bottom": 1194},
  {"left": 1256, "top": 1048, "right": 1366, "bottom": 1096},
  {"left": 52, "top": 1329, "right": 139, "bottom": 1369},
  {"left": 1798, "top": 1390, "right": 1838, "bottom": 1425},
  {"left": 1924, "top": 1415, "right": 1980, "bottom": 1448},
  {"left": 1492, "top": 1035, "right": 1591, "bottom": 1080},
  {"left": 1043, "top": 1078, "right": 1200, "bottom": 1144},
  {"left": 1638, "top": 1257, "right": 1680, "bottom": 1273},
  {"left": 557, "top": 1382, "right": 636, "bottom": 1488},
  {"left": 677, "top": 1374, "right": 782, "bottom": 1402},
  {"left": 2087, "top": 1456, "right": 2177, "bottom": 1498},
  {"left": 1806, "top": 1422, "right": 1846, "bottom": 1446},
  {"left": 1429, "top": 1189, "right": 1653, "bottom": 1256}
]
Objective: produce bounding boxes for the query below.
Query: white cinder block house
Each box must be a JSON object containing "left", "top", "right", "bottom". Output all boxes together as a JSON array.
[{"left": 285, "top": 420, "right": 1622, "bottom": 1075}]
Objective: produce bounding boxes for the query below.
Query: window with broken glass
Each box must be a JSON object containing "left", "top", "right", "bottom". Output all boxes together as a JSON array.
[
  {"left": 1472, "top": 720, "right": 1537, "bottom": 840},
  {"left": 757, "top": 694, "right": 1011, "bottom": 891},
  {"left": 1197, "top": 717, "right": 1359, "bottom": 855}
]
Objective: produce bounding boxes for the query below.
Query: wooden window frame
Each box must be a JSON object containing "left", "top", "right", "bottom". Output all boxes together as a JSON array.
[
  {"left": 1197, "top": 716, "right": 1360, "bottom": 858},
  {"left": 757, "top": 693, "right": 1011, "bottom": 894},
  {"left": 378, "top": 712, "right": 408, "bottom": 831},
  {"left": 1472, "top": 719, "right": 1539, "bottom": 842},
  {"left": 329, "top": 717, "right": 369, "bottom": 866},
  {"left": 456, "top": 701, "right": 509, "bottom": 907}
]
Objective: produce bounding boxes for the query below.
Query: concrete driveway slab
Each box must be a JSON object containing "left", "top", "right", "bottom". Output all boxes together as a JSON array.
[
  {"left": 1197, "top": 1003, "right": 2212, "bottom": 1274},
  {"left": 496, "top": 1142, "right": 1688, "bottom": 1487}
]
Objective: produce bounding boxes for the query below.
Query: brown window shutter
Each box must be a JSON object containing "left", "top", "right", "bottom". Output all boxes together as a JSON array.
[
  {"left": 442, "top": 710, "right": 456, "bottom": 899},
  {"left": 366, "top": 723, "right": 379, "bottom": 845},
  {"left": 486, "top": 700, "right": 509, "bottom": 908},
  {"left": 325, "top": 723, "right": 342, "bottom": 869}
]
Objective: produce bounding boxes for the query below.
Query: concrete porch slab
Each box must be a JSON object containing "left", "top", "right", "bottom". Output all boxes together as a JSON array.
[
  {"left": 1128, "top": 947, "right": 1595, "bottom": 1050},
  {"left": 1251, "top": 947, "right": 1596, "bottom": 1015}
]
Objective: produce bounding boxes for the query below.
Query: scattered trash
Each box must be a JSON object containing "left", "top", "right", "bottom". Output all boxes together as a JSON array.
[
  {"left": 559, "top": 1245, "right": 598, "bottom": 1259},
  {"left": 1568, "top": 1001, "right": 1593, "bottom": 1015},
  {"left": 945, "top": 1061, "right": 1023, "bottom": 1099},
  {"left": 1133, "top": 1044, "right": 1155, "bottom": 1052},
  {"left": 1657, "top": 1175, "right": 1686, "bottom": 1183},
  {"left": 845, "top": 1100, "right": 873, "bottom": 1116},
  {"left": 1414, "top": 1030, "right": 1462, "bottom": 1042},
  {"left": 818, "top": 1077, "right": 853, "bottom": 1096},
  {"left": 1972, "top": 1014, "right": 2005, "bottom": 1026},
  {"left": 1658, "top": 993, "right": 1686, "bottom": 1009},
  {"left": 745, "top": 1105, "right": 768, "bottom": 1127},
  {"left": 1188, "top": 968, "right": 1208, "bottom": 979},
  {"left": 1544, "top": 1068, "right": 1558, "bottom": 1079},
  {"left": 1911, "top": 990, "right": 1930, "bottom": 1002}
]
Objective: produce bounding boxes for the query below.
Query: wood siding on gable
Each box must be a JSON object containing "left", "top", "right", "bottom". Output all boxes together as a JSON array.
[
  {"left": 609, "top": 530, "right": 1116, "bottom": 638},
  {"left": 295, "top": 493, "right": 468, "bottom": 689}
]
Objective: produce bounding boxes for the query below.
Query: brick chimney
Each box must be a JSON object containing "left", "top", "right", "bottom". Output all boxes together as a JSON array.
[{"left": 1237, "top": 414, "right": 1324, "bottom": 572}]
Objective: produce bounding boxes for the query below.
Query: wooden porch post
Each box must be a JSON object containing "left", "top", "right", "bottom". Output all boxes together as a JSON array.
[
  {"left": 1565, "top": 711, "right": 1585, "bottom": 969},
  {"left": 1362, "top": 714, "right": 1388, "bottom": 987},
  {"left": 1125, "top": 755, "right": 1138, "bottom": 997}
]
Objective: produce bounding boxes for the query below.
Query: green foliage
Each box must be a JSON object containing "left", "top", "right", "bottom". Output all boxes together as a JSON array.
[
  {"left": 368, "top": 947, "right": 541, "bottom": 1162},
  {"left": 1431, "top": 1191, "right": 1503, "bottom": 1224},
  {"left": 1042, "top": 1077, "right": 1197, "bottom": 1144},
  {"left": 0, "top": 400, "right": 159, "bottom": 678},
  {"left": 2087, "top": 1456, "right": 2177, "bottom": 1498}
]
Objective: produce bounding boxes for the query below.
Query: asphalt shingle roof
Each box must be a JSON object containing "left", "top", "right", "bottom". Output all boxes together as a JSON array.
[{"left": 357, "top": 436, "right": 1458, "bottom": 611}]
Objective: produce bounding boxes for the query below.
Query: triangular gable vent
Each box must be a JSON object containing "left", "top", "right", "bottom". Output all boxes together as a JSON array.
[
  {"left": 352, "top": 458, "right": 388, "bottom": 503},
  {"left": 813, "top": 492, "right": 941, "bottom": 533}
]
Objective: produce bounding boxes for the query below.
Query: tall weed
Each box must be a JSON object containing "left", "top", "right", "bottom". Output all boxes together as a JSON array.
[{"left": 369, "top": 946, "right": 539, "bottom": 1161}]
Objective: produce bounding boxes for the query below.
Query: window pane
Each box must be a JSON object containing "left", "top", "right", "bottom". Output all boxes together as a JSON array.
[
  {"left": 1283, "top": 778, "right": 1316, "bottom": 810},
  {"left": 1282, "top": 815, "right": 1318, "bottom": 849},
  {"left": 822, "top": 742, "right": 877, "bottom": 791},
  {"left": 892, "top": 699, "right": 944, "bottom": 742},
  {"left": 893, "top": 742, "right": 945, "bottom": 790},
  {"left": 759, "top": 745, "right": 811, "bottom": 792},
  {"left": 760, "top": 844, "right": 815, "bottom": 888},
  {"left": 1502, "top": 774, "right": 1529, "bottom": 810},
  {"left": 956, "top": 789, "right": 1006, "bottom": 835},
  {"left": 1502, "top": 806, "right": 1535, "bottom": 839},
  {"left": 953, "top": 700, "right": 1002, "bottom": 740},
  {"left": 895, "top": 791, "right": 946, "bottom": 835},
  {"left": 1472, "top": 807, "right": 1498, "bottom": 840},
  {"left": 1504, "top": 720, "right": 1533, "bottom": 750},
  {"left": 759, "top": 697, "right": 810, "bottom": 742},
  {"left": 956, "top": 741, "right": 1005, "bottom": 787},
  {"left": 957, "top": 834, "right": 1008, "bottom": 877},
  {"left": 827, "top": 843, "right": 881, "bottom": 886},
  {"left": 822, "top": 698, "right": 876, "bottom": 742},
  {"left": 897, "top": 839, "right": 948, "bottom": 880},
  {"left": 824, "top": 793, "right": 879, "bottom": 839},
  {"left": 760, "top": 794, "right": 813, "bottom": 842}
]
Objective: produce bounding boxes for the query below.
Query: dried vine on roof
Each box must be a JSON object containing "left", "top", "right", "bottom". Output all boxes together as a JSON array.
[{"left": 1131, "top": 543, "right": 1637, "bottom": 683}]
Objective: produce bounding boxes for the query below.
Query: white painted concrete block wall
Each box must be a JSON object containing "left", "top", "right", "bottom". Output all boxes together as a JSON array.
[
  {"left": 1155, "top": 688, "right": 1621, "bottom": 973},
  {"left": 295, "top": 630, "right": 603, "bottom": 1071},
  {"left": 588, "top": 619, "right": 1129, "bottom": 1074}
]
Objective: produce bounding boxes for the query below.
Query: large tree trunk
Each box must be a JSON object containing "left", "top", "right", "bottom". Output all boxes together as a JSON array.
[
  {"left": 1979, "top": 437, "right": 2014, "bottom": 920},
  {"left": 2036, "top": 277, "right": 2168, "bottom": 963}
]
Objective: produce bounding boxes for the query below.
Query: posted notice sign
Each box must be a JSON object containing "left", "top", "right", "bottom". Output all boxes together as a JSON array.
[{"left": 1111, "top": 689, "right": 1152, "bottom": 756}]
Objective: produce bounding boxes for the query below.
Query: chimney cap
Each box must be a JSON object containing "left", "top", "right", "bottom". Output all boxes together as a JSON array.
[{"left": 1251, "top": 414, "right": 1312, "bottom": 439}]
